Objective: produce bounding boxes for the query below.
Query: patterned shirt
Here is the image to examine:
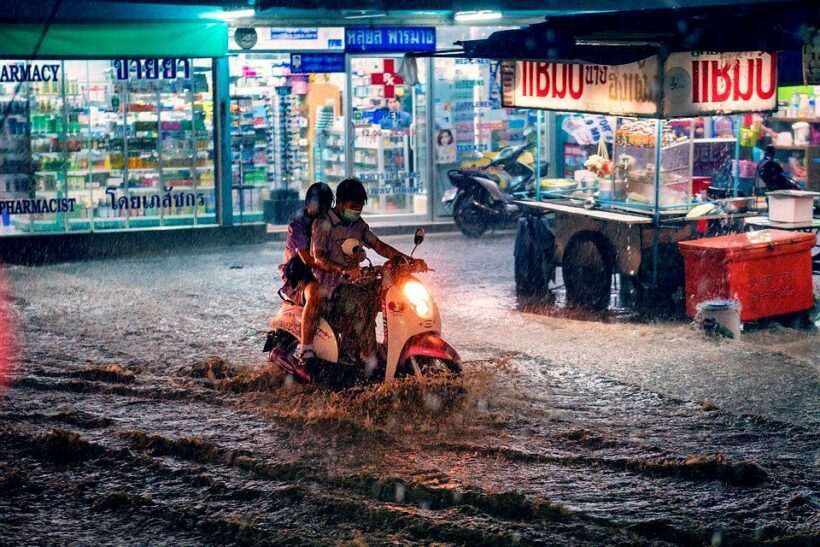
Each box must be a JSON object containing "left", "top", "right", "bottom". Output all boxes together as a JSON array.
[{"left": 311, "top": 208, "right": 379, "bottom": 293}]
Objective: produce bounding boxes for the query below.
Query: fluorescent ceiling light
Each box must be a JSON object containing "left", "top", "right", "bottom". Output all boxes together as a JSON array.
[
  {"left": 343, "top": 10, "right": 388, "bottom": 19},
  {"left": 454, "top": 10, "right": 503, "bottom": 22},
  {"left": 209, "top": 8, "right": 255, "bottom": 20}
]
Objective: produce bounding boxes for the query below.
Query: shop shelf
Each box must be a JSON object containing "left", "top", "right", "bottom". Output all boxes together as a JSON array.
[
  {"left": 767, "top": 117, "right": 820, "bottom": 123},
  {"left": 773, "top": 144, "right": 812, "bottom": 150}
]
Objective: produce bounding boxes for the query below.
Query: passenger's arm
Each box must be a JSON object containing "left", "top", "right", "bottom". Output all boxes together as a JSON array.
[{"left": 296, "top": 248, "right": 314, "bottom": 268}]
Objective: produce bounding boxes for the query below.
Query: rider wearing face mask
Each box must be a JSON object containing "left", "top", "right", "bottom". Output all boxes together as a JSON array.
[{"left": 306, "top": 178, "right": 420, "bottom": 366}]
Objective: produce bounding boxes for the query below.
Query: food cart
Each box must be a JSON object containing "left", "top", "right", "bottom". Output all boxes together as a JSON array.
[
  {"left": 504, "top": 51, "right": 781, "bottom": 311},
  {"left": 426, "top": 2, "right": 819, "bottom": 313}
]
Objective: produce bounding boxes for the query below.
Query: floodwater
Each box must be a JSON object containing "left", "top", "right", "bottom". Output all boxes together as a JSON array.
[{"left": 1, "top": 232, "right": 818, "bottom": 546}]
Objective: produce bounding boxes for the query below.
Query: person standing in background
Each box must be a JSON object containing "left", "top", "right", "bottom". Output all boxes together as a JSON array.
[{"left": 379, "top": 97, "right": 412, "bottom": 130}]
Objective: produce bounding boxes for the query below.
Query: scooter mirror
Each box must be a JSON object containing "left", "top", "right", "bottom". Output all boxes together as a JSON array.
[{"left": 414, "top": 228, "right": 425, "bottom": 246}]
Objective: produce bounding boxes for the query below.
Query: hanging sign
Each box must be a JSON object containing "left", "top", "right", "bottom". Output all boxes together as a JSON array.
[
  {"left": 229, "top": 28, "right": 344, "bottom": 51},
  {"left": 289, "top": 53, "right": 345, "bottom": 74},
  {"left": 344, "top": 27, "right": 435, "bottom": 53},
  {"left": 663, "top": 51, "right": 777, "bottom": 117},
  {"left": 501, "top": 50, "right": 777, "bottom": 118},
  {"left": 501, "top": 56, "right": 660, "bottom": 117}
]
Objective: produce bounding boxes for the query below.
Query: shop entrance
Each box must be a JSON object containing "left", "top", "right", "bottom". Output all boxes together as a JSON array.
[
  {"left": 348, "top": 55, "right": 430, "bottom": 219},
  {"left": 230, "top": 52, "right": 346, "bottom": 223}
]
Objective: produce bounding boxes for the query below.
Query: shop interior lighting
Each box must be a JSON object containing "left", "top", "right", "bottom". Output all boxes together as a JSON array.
[
  {"left": 343, "top": 10, "right": 388, "bottom": 19},
  {"left": 454, "top": 10, "right": 503, "bottom": 22},
  {"left": 210, "top": 8, "right": 256, "bottom": 20}
]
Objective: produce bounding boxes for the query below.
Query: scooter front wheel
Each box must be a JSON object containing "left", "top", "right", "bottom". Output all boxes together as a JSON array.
[{"left": 408, "top": 356, "right": 462, "bottom": 377}]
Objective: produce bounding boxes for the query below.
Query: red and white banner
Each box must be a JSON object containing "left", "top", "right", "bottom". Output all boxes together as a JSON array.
[
  {"left": 663, "top": 51, "right": 777, "bottom": 117},
  {"left": 501, "top": 56, "right": 660, "bottom": 117},
  {"left": 501, "top": 51, "right": 777, "bottom": 118}
]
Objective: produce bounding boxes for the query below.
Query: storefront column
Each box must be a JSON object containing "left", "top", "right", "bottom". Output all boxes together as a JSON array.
[
  {"left": 426, "top": 58, "right": 435, "bottom": 221},
  {"left": 213, "top": 56, "right": 233, "bottom": 226}
]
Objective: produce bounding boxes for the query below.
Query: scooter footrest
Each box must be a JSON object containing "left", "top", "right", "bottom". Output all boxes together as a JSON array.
[{"left": 262, "top": 331, "right": 276, "bottom": 353}]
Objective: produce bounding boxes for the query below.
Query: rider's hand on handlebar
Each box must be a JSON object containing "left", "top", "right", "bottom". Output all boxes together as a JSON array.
[
  {"left": 344, "top": 266, "right": 362, "bottom": 281},
  {"left": 411, "top": 258, "right": 428, "bottom": 272}
]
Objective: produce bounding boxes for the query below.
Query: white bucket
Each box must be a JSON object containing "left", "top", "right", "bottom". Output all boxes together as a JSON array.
[{"left": 698, "top": 299, "right": 742, "bottom": 340}]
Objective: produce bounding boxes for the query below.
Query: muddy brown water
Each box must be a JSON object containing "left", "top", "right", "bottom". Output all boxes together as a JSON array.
[{"left": 1, "top": 234, "right": 818, "bottom": 546}]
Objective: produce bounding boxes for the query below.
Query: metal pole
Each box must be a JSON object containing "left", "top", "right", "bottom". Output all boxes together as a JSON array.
[
  {"left": 652, "top": 118, "right": 662, "bottom": 286},
  {"left": 733, "top": 114, "right": 741, "bottom": 197},
  {"left": 535, "top": 110, "right": 542, "bottom": 201},
  {"left": 344, "top": 54, "right": 353, "bottom": 179},
  {"left": 213, "top": 56, "right": 233, "bottom": 226},
  {"left": 426, "top": 57, "right": 434, "bottom": 221}
]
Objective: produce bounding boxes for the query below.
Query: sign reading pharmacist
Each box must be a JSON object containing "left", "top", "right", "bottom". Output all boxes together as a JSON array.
[{"left": 501, "top": 51, "right": 777, "bottom": 118}]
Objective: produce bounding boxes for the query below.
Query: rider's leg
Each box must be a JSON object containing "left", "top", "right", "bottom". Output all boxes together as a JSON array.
[
  {"left": 358, "top": 284, "right": 380, "bottom": 375},
  {"left": 300, "top": 280, "right": 324, "bottom": 356}
]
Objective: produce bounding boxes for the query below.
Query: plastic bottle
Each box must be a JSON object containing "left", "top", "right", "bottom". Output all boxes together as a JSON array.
[
  {"left": 797, "top": 93, "right": 810, "bottom": 118},
  {"left": 788, "top": 89, "right": 800, "bottom": 118},
  {"left": 809, "top": 91, "right": 817, "bottom": 119},
  {"left": 814, "top": 86, "right": 820, "bottom": 117}
]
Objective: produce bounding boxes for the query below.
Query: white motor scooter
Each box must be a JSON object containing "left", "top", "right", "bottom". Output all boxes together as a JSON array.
[{"left": 263, "top": 228, "right": 461, "bottom": 384}]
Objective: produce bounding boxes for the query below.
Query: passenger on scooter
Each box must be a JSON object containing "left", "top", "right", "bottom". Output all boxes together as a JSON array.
[
  {"left": 278, "top": 183, "right": 335, "bottom": 349},
  {"left": 305, "top": 178, "right": 424, "bottom": 367}
]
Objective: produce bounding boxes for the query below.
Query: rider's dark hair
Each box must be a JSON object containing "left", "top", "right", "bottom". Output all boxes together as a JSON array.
[
  {"left": 336, "top": 178, "right": 368, "bottom": 205},
  {"left": 305, "top": 182, "right": 334, "bottom": 215}
]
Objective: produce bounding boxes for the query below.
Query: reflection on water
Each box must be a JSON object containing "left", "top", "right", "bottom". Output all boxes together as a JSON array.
[{"left": 1, "top": 235, "right": 818, "bottom": 545}]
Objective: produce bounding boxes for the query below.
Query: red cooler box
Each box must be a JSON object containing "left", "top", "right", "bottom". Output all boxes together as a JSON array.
[{"left": 678, "top": 230, "right": 815, "bottom": 321}]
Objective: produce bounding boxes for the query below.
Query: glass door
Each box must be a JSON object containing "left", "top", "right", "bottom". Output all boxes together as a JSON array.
[
  {"left": 229, "top": 52, "right": 347, "bottom": 223},
  {"left": 349, "top": 55, "right": 429, "bottom": 218}
]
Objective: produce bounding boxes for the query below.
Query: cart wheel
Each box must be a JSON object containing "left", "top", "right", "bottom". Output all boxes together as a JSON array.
[{"left": 562, "top": 232, "right": 613, "bottom": 311}]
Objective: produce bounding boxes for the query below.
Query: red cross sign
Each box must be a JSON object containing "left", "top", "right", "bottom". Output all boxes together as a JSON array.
[{"left": 370, "top": 59, "right": 404, "bottom": 99}]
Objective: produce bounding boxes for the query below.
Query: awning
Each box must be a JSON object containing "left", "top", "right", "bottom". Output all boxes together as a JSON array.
[
  {"left": 420, "top": 0, "right": 816, "bottom": 86},
  {"left": 0, "top": 21, "right": 229, "bottom": 59},
  {"left": 455, "top": 1, "right": 816, "bottom": 61}
]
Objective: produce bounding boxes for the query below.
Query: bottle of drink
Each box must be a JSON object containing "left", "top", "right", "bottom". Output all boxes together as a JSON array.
[
  {"left": 788, "top": 89, "right": 800, "bottom": 118},
  {"left": 798, "top": 93, "right": 810, "bottom": 118}
]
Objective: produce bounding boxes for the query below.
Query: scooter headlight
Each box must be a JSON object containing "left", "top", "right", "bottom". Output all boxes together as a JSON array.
[{"left": 403, "top": 280, "right": 432, "bottom": 318}]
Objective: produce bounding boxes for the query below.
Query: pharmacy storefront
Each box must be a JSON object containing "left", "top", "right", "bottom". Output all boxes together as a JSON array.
[
  {"left": 0, "top": 21, "right": 227, "bottom": 236},
  {"left": 229, "top": 25, "right": 538, "bottom": 222}
]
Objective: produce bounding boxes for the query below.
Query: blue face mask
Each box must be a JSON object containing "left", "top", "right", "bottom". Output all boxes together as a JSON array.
[{"left": 340, "top": 208, "right": 361, "bottom": 222}]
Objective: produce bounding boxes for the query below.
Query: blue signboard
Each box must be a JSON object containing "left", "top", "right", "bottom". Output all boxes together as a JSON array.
[
  {"left": 270, "top": 28, "right": 319, "bottom": 40},
  {"left": 345, "top": 27, "right": 436, "bottom": 53},
  {"left": 290, "top": 53, "right": 346, "bottom": 74}
]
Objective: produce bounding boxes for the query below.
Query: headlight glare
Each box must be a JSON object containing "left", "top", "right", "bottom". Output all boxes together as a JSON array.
[{"left": 403, "top": 280, "right": 432, "bottom": 317}]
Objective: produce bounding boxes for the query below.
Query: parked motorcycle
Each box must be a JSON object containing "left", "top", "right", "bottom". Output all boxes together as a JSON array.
[
  {"left": 263, "top": 228, "right": 461, "bottom": 386},
  {"left": 442, "top": 142, "right": 548, "bottom": 238}
]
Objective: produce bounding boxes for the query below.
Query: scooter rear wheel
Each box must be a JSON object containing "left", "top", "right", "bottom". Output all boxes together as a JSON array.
[{"left": 453, "top": 187, "right": 491, "bottom": 238}]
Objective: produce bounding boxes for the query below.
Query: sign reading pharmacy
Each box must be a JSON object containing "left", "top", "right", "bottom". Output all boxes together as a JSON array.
[
  {"left": 0, "top": 63, "right": 60, "bottom": 83},
  {"left": 501, "top": 51, "right": 777, "bottom": 118},
  {"left": 345, "top": 27, "right": 435, "bottom": 53}
]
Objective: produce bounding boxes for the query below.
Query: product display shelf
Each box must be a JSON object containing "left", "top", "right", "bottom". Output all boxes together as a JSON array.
[{"left": 763, "top": 112, "right": 820, "bottom": 191}]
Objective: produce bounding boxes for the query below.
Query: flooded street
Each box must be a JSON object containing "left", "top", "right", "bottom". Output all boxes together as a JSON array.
[{"left": 1, "top": 232, "right": 818, "bottom": 546}]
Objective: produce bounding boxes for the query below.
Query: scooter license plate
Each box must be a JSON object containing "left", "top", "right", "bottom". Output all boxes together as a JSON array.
[{"left": 441, "top": 188, "right": 457, "bottom": 204}]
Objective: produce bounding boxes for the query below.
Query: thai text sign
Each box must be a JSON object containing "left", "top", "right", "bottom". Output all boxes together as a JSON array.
[
  {"left": 501, "top": 51, "right": 777, "bottom": 118},
  {"left": 501, "top": 57, "right": 660, "bottom": 117},
  {"left": 663, "top": 51, "right": 777, "bottom": 117},
  {"left": 345, "top": 27, "right": 435, "bottom": 53}
]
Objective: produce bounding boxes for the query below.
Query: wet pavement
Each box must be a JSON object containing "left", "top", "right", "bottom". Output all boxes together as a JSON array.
[{"left": 1, "top": 231, "right": 818, "bottom": 546}]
